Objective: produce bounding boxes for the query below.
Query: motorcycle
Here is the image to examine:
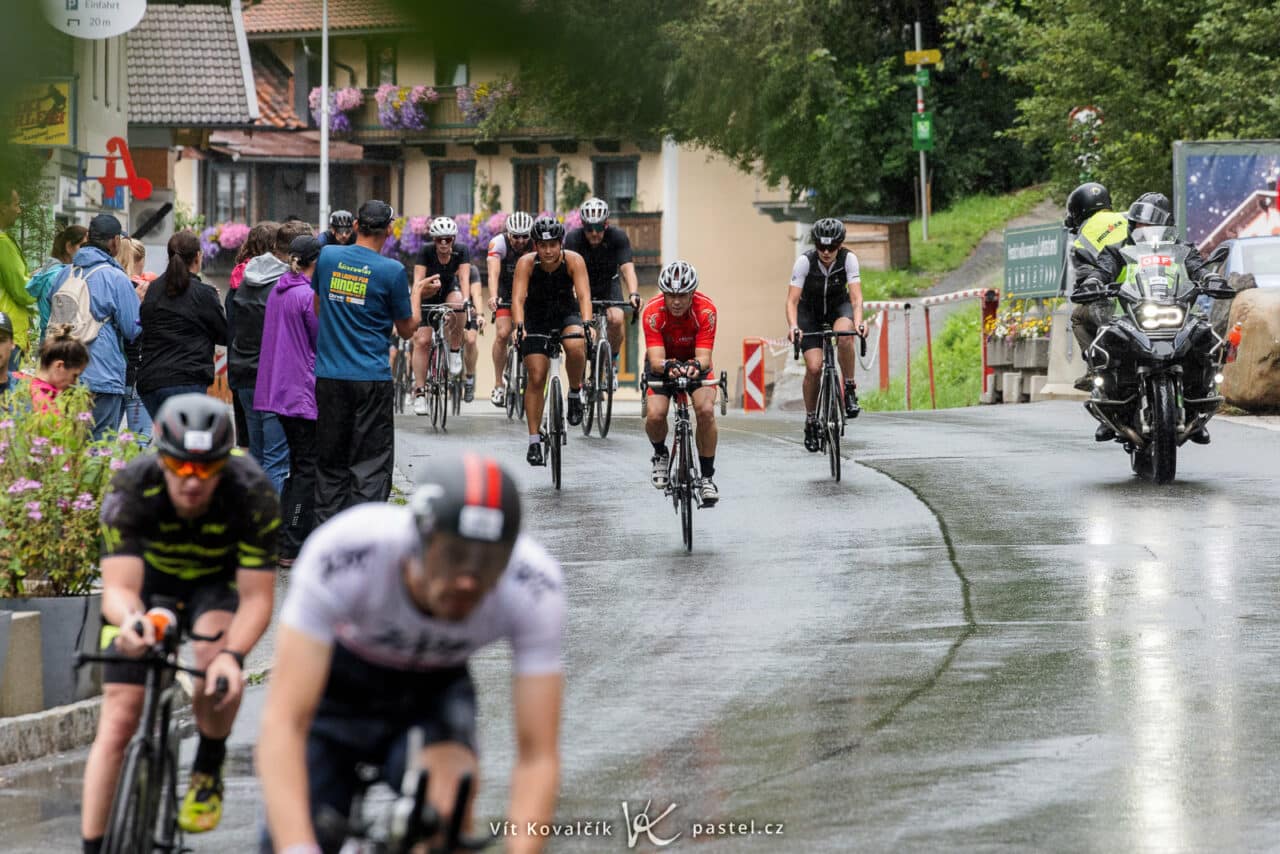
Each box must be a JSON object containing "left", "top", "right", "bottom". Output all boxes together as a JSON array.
[{"left": 1079, "top": 226, "right": 1234, "bottom": 484}]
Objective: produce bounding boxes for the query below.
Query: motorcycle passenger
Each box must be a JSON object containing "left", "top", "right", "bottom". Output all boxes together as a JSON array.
[{"left": 1065, "top": 182, "right": 1128, "bottom": 391}]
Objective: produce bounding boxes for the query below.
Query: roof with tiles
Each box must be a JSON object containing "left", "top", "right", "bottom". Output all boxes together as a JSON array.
[
  {"left": 241, "top": 0, "right": 415, "bottom": 35},
  {"left": 251, "top": 45, "right": 305, "bottom": 129},
  {"left": 128, "top": 2, "right": 258, "bottom": 126}
]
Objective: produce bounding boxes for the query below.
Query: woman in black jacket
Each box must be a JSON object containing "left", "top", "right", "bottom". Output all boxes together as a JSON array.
[{"left": 137, "top": 230, "right": 228, "bottom": 417}]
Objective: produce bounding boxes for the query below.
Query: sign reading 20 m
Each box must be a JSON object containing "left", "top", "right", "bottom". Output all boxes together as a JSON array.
[{"left": 43, "top": 0, "right": 147, "bottom": 39}]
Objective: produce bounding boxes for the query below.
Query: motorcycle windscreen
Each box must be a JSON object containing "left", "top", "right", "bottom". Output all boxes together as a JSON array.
[{"left": 1119, "top": 227, "right": 1193, "bottom": 303}]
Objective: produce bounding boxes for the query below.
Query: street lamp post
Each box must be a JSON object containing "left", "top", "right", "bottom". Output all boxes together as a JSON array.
[{"left": 318, "top": 0, "right": 330, "bottom": 228}]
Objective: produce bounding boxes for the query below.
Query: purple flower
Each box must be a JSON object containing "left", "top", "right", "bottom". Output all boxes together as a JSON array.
[
  {"left": 57, "top": 498, "right": 70, "bottom": 510},
  {"left": 77, "top": 412, "right": 94, "bottom": 423},
  {"left": 73, "top": 492, "right": 96, "bottom": 511},
  {"left": 117, "top": 432, "right": 134, "bottom": 444},
  {"left": 0, "top": 440, "right": 8, "bottom": 452},
  {"left": 110, "top": 459, "right": 127, "bottom": 471},
  {"left": 31, "top": 437, "right": 47, "bottom": 447},
  {"left": 61, "top": 463, "right": 71, "bottom": 472},
  {"left": 25, "top": 500, "right": 42, "bottom": 521},
  {"left": 0, "top": 419, "right": 13, "bottom": 430},
  {"left": 7, "top": 478, "right": 41, "bottom": 494},
  {"left": 50, "top": 446, "right": 65, "bottom": 456}
]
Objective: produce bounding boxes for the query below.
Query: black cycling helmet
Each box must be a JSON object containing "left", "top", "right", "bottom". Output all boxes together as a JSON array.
[
  {"left": 1066, "top": 182, "right": 1112, "bottom": 229},
  {"left": 329, "top": 209, "right": 354, "bottom": 229},
  {"left": 0, "top": 310, "right": 12, "bottom": 341},
  {"left": 531, "top": 216, "right": 564, "bottom": 243},
  {"left": 811, "top": 217, "right": 846, "bottom": 248},
  {"left": 152, "top": 393, "right": 235, "bottom": 462},
  {"left": 1128, "top": 192, "right": 1173, "bottom": 229},
  {"left": 410, "top": 453, "right": 521, "bottom": 545}
]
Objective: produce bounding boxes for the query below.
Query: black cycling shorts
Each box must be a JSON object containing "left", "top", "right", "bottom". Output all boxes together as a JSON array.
[
  {"left": 100, "top": 579, "right": 239, "bottom": 685},
  {"left": 591, "top": 274, "right": 624, "bottom": 304},
  {"left": 520, "top": 311, "right": 583, "bottom": 358},
  {"left": 797, "top": 301, "right": 854, "bottom": 353},
  {"left": 421, "top": 280, "right": 463, "bottom": 308}
]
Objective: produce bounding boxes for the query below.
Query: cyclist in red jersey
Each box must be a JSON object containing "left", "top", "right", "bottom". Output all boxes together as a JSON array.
[{"left": 641, "top": 261, "right": 720, "bottom": 506}]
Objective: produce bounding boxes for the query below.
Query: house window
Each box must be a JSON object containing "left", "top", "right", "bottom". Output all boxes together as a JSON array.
[
  {"left": 593, "top": 159, "right": 639, "bottom": 213},
  {"left": 432, "top": 162, "right": 474, "bottom": 215},
  {"left": 435, "top": 47, "right": 468, "bottom": 87},
  {"left": 514, "top": 161, "right": 557, "bottom": 213},
  {"left": 213, "top": 165, "right": 251, "bottom": 223},
  {"left": 368, "top": 39, "right": 397, "bottom": 86}
]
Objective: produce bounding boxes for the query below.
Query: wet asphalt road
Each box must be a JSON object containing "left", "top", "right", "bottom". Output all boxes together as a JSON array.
[{"left": 3, "top": 400, "right": 1280, "bottom": 852}]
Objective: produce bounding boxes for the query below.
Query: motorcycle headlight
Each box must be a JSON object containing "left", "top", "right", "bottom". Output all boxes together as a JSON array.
[{"left": 1138, "top": 303, "right": 1184, "bottom": 329}]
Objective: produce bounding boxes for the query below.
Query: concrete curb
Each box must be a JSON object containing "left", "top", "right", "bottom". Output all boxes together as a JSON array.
[{"left": 0, "top": 667, "right": 270, "bottom": 767}]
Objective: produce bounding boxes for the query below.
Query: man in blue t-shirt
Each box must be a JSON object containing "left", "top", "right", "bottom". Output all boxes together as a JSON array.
[{"left": 312, "top": 200, "right": 422, "bottom": 523}]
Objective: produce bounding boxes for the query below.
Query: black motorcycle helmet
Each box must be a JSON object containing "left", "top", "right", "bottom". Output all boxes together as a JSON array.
[
  {"left": 1065, "top": 182, "right": 1112, "bottom": 229},
  {"left": 1127, "top": 192, "right": 1173, "bottom": 229},
  {"left": 409, "top": 453, "right": 522, "bottom": 545},
  {"left": 152, "top": 394, "right": 235, "bottom": 462}
]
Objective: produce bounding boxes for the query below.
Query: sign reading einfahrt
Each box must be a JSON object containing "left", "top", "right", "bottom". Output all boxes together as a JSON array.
[{"left": 43, "top": 0, "right": 147, "bottom": 39}]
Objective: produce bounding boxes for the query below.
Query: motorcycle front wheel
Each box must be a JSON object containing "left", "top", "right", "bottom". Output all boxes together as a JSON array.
[{"left": 1149, "top": 375, "right": 1178, "bottom": 484}]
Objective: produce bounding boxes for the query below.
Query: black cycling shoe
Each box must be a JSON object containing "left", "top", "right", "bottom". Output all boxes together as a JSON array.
[
  {"left": 1188, "top": 426, "right": 1210, "bottom": 445},
  {"left": 567, "top": 395, "right": 583, "bottom": 426},
  {"left": 1095, "top": 424, "right": 1116, "bottom": 442},
  {"left": 844, "top": 384, "right": 861, "bottom": 419},
  {"left": 526, "top": 444, "right": 545, "bottom": 466},
  {"left": 803, "top": 419, "right": 821, "bottom": 452}
]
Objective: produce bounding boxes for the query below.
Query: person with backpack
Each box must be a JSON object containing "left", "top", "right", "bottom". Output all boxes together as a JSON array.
[
  {"left": 0, "top": 183, "right": 36, "bottom": 371},
  {"left": 48, "top": 213, "right": 141, "bottom": 439},
  {"left": 26, "top": 223, "right": 88, "bottom": 343}
]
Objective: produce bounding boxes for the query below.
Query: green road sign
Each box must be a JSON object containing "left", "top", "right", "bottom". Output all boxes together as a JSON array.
[
  {"left": 914, "top": 68, "right": 930, "bottom": 88},
  {"left": 912, "top": 112, "right": 934, "bottom": 151},
  {"left": 1004, "top": 223, "right": 1067, "bottom": 298}
]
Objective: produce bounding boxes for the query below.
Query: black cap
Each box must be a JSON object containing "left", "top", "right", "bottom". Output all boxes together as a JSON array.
[
  {"left": 0, "top": 310, "right": 12, "bottom": 340},
  {"left": 88, "top": 213, "right": 123, "bottom": 241},
  {"left": 289, "top": 234, "right": 323, "bottom": 266},
  {"left": 357, "top": 200, "right": 394, "bottom": 230}
]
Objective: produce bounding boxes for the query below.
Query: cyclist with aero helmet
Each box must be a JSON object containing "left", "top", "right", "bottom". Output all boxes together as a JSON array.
[
  {"left": 487, "top": 211, "right": 535, "bottom": 407},
  {"left": 81, "top": 394, "right": 280, "bottom": 853},
  {"left": 318, "top": 210, "right": 355, "bottom": 247},
  {"left": 642, "top": 261, "right": 721, "bottom": 505},
  {"left": 511, "top": 217, "right": 593, "bottom": 467},
  {"left": 786, "top": 218, "right": 867, "bottom": 452},
  {"left": 256, "top": 453, "right": 565, "bottom": 854},
  {"left": 411, "top": 216, "right": 472, "bottom": 415},
  {"left": 563, "top": 197, "right": 643, "bottom": 386}
]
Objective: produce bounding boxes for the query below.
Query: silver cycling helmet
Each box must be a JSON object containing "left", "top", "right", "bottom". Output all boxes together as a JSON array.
[
  {"left": 505, "top": 211, "right": 534, "bottom": 237},
  {"left": 658, "top": 260, "right": 699, "bottom": 295},
  {"left": 579, "top": 197, "right": 610, "bottom": 226},
  {"left": 428, "top": 216, "right": 459, "bottom": 238}
]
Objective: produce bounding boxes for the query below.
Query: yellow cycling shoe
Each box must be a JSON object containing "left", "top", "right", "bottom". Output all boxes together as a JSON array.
[{"left": 177, "top": 772, "right": 223, "bottom": 833}]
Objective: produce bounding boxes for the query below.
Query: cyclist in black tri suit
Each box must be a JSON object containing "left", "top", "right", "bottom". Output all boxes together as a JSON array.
[
  {"left": 81, "top": 394, "right": 280, "bottom": 853},
  {"left": 411, "top": 216, "right": 471, "bottom": 415},
  {"left": 512, "top": 217, "right": 592, "bottom": 466},
  {"left": 487, "top": 211, "right": 534, "bottom": 407},
  {"left": 786, "top": 218, "right": 867, "bottom": 451},
  {"left": 563, "top": 197, "right": 642, "bottom": 382}
]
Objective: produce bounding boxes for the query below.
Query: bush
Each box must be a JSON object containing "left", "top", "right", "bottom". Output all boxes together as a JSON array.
[{"left": 861, "top": 304, "right": 984, "bottom": 412}]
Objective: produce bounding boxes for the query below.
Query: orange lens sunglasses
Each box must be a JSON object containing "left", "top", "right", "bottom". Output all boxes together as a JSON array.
[{"left": 160, "top": 455, "right": 227, "bottom": 480}]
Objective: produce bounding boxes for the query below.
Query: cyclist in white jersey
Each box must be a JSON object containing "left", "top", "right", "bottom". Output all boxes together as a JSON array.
[{"left": 256, "top": 453, "right": 565, "bottom": 854}]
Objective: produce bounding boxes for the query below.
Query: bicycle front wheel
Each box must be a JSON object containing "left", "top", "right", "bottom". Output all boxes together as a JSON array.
[
  {"left": 596, "top": 340, "right": 614, "bottom": 438},
  {"left": 505, "top": 349, "right": 519, "bottom": 419},
  {"left": 679, "top": 428, "right": 694, "bottom": 551},
  {"left": 103, "top": 740, "right": 158, "bottom": 854},
  {"left": 582, "top": 351, "right": 596, "bottom": 437},
  {"left": 826, "top": 370, "right": 843, "bottom": 482},
  {"left": 549, "top": 377, "right": 563, "bottom": 489}
]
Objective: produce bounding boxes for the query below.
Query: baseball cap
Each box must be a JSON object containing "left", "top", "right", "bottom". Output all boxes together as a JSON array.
[
  {"left": 357, "top": 200, "right": 394, "bottom": 230},
  {"left": 289, "top": 234, "right": 323, "bottom": 266},
  {"left": 88, "top": 214, "right": 123, "bottom": 241},
  {"left": 0, "top": 310, "right": 12, "bottom": 341}
]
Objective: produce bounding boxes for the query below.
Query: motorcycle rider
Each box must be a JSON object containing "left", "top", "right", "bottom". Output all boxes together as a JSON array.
[
  {"left": 1066, "top": 183, "right": 1129, "bottom": 391},
  {"left": 1071, "top": 192, "right": 1226, "bottom": 444}
]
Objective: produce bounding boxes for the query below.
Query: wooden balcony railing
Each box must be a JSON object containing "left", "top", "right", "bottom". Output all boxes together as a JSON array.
[
  {"left": 613, "top": 212, "right": 661, "bottom": 267},
  {"left": 344, "top": 86, "right": 559, "bottom": 143}
]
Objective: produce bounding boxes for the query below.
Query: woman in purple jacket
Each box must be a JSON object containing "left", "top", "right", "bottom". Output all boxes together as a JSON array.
[{"left": 255, "top": 234, "right": 321, "bottom": 566}]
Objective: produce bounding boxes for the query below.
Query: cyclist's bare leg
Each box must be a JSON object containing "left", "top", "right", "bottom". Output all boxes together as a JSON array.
[
  {"left": 802, "top": 348, "right": 823, "bottom": 411},
  {"left": 644, "top": 392, "right": 671, "bottom": 445},
  {"left": 562, "top": 325, "right": 586, "bottom": 390},
  {"left": 464, "top": 327, "right": 479, "bottom": 376},
  {"left": 492, "top": 316, "right": 513, "bottom": 389},
  {"left": 445, "top": 291, "right": 466, "bottom": 351},
  {"left": 834, "top": 316, "right": 857, "bottom": 385},
  {"left": 420, "top": 742, "right": 480, "bottom": 837},
  {"left": 412, "top": 324, "right": 433, "bottom": 387},
  {"left": 606, "top": 306, "right": 625, "bottom": 356},
  {"left": 81, "top": 684, "right": 145, "bottom": 839},
  {"left": 189, "top": 609, "right": 238, "bottom": 739},
  {"left": 692, "top": 386, "right": 719, "bottom": 457},
  {"left": 523, "top": 354, "right": 548, "bottom": 435}
]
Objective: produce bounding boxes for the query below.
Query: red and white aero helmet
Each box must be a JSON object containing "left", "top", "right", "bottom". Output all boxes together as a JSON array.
[{"left": 658, "top": 260, "right": 698, "bottom": 295}]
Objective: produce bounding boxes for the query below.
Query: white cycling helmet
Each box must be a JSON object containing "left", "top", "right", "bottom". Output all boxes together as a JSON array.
[
  {"left": 505, "top": 211, "right": 534, "bottom": 237},
  {"left": 579, "top": 197, "right": 610, "bottom": 226},
  {"left": 658, "top": 260, "right": 698, "bottom": 295},
  {"left": 428, "top": 216, "right": 458, "bottom": 238}
]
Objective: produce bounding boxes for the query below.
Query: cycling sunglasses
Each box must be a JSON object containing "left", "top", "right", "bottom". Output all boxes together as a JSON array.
[
  {"left": 160, "top": 454, "right": 227, "bottom": 480},
  {"left": 815, "top": 242, "right": 842, "bottom": 252},
  {"left": 435, "top": 236, "right": 455, "bottom": 244},
  {"left": 583, "top": 223, "right": 606, "bottom": 233}
]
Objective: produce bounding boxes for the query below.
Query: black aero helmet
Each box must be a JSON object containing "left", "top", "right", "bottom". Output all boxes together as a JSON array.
[
  {"left": 153, "top": 394, "right": 235, "bottom": 462},
  {"left": 1066, "top": 182, "right": 1112, "bottom": 228},
  {"left": 1128, "top": 192, "right": 1173, "bottom": 228},
  {"left": 410, "top": 453, "right": 521, "bottom": 545},
  {"left": 811, "top": 217, "right": 846, "bottom": 248},
  {"left": 531, "top": 216, "right": 564, "bottom": 243},
  {"left": 329, "top": 209, "right": 354, "bottom": 229}
]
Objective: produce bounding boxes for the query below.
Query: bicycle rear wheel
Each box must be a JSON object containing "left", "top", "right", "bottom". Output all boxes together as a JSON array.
[
  {"left": 826, "top": 370, "right": 842, "bottom": 481},
  {"left": 678, "top": 427, "right": 694, "bottom": 551},
  {"left": 596, "top": 340, "right": 614, "bottom": 438},
  {"left": 103, "top": 740, "right": 157, "bottom": 854},
  {"left": 582, "top": 352, "right": 596, "bottom": 437},
  {"left": 428, "top": 345, "right": 442, "bottom": 428},
  {"left": 392, "top": 347, "right": 406, "bottom": 414},
  {"left": 549, "top": 377, "right": 563, "bottom": 489},
  {"left": 153, "top": 710, "right": 182, "bottom": 851},
  {"left": 515, "top": 358, "right": 526, "bottom": 418},
  {"left": 505, "top": 348, "right": 519, "bottom": 420}
]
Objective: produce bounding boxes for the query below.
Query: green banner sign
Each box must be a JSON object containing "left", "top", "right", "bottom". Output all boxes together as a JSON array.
[
  {"left": 914, "top": 68, "right": 930, "bottom": 88},
  {"left": 912, "top": 112, "right": 934, "bottom": 151},
  {"left": 1004, "top": 223, "right": 1066, "bottom": 298}
]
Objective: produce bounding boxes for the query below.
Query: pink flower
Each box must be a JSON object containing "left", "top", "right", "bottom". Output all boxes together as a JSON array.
[
  {"left": 25, "top": 500, "right": 42, "bottom": 521},
  {"left": 32, "top": 437, "right": 49, "bottom": 446},
  {"left": 61, "top": 463, "right": 71, "bottom": 472},
  {"left": 50, "top": 446, "right": 65, "bottom": 456},
  {"left": 117, "top": 431, "right": 135, "bottom": 444},
  {"left": 110, "top": 459, "right": 127, "bottom": 471},
  {"left": 7, "top": 478, "right": 41, "bottom": 494},
  {"left": 0, "top": 419, "right": 13, "bottom": 430},
  {"left": 77, "top": 412, "right": 93, "bottom": 423},
  {"left": 57, "top": 498, "right": 70, "bottom": 510},
  {"left": 73, "top": 492, "right": 96, "bottom": 511}
]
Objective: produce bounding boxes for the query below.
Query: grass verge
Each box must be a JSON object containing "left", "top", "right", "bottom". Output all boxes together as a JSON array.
[
  {"left": 861, "top": 186, "right": 1050, "bottom": 301},
  {"left": 861, "top": 304, "right": 983, "bottom": 412}
]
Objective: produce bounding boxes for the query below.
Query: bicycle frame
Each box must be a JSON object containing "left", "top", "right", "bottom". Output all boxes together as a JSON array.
[
  {"left": 793, "top": 327, "right": 866, "bottom": 482},
  {"left": 521, "top": 329, "right": 584, "bottom": 490}
]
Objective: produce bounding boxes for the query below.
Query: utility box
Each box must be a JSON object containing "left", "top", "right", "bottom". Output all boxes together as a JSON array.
[{"left": 841, "top": 215, "right": 911, "bottom": 271}]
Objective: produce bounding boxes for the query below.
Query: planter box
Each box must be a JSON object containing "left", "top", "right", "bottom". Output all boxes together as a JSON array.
[
  {"left": 1014, "top": 337, "right": 1051, "bottom": 370},
  {"left": 2, "top": 594, "right": 101, "bottom": 709},
  {"left": 0, "top": 611, "right": 42, "bottom": 716},
  {"left": 0, "top": 610, "right": 10, "bottom": 707},
  {"left": 986, "top": 338, "right": 1014, "bottom": 367}
]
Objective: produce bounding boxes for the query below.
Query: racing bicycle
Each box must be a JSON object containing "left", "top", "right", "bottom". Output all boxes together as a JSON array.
[
  {"left": 580, "top": 299, "right": 638, "bottom": 438},
  {"left": 421, "top": 304, "right": 472, "bottom": 431},
  {"left": 793, "top": 327, "right": 866, "bottom": 482},
  {"left": 494, "top": 301, "right": 524, "bottom": 421},
  {"left": 391, "top": 336, "right": 414, "bottom": 415},
  {"left": 518, "top": 328, "right": 584, "bottom": 490},
  {"left": 661, "top": 371, "right": 706, "bottom": 552}
]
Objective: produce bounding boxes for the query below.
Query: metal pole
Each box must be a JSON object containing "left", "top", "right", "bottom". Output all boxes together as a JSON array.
[
  {"left": 904, "top": 305, "right": 912, "bottom": 410},
  {"left": 915, "top": 20, "right": 928, "bottom": 242},
  {"left": 318, "top": 0, "right": 330, "bottom": 228},
  {"left": 878, "top": 308, "right": 890, "bottom": 391},
  {"left": 924, "top": 305, "right": 937, "bottom": 408}
]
